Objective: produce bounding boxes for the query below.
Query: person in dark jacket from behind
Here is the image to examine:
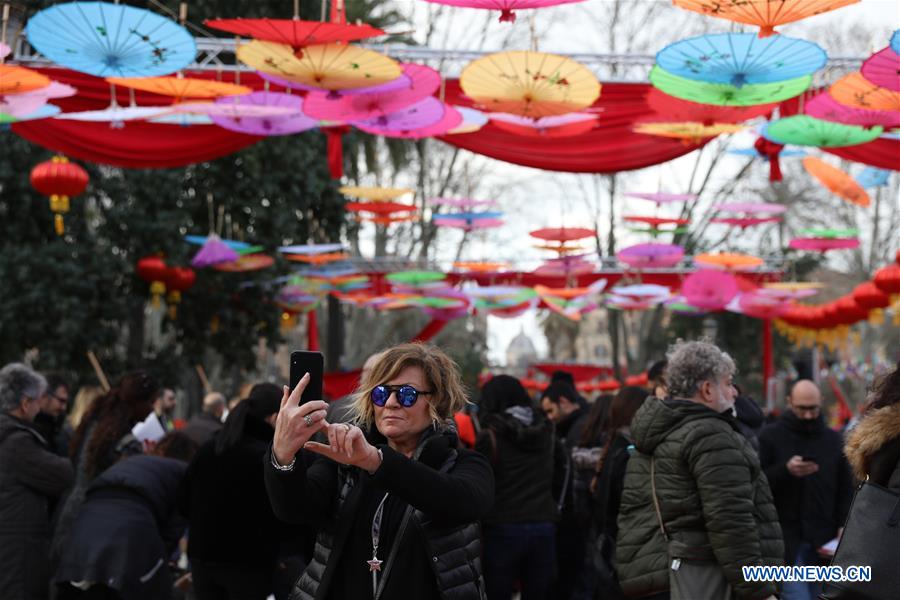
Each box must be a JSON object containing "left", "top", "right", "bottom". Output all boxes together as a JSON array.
[
  {"left": 589, "top": 386, "right": 648, "bottom": 600},
  {"left": 55, "top": 432, "right": 198, "bottom": 600},
  {"left": 733, "top": 385, "right": 765, "bottom": 453},
  {"left": 0, "top": 363, "right": 75, "bottom": 600},
  {"left": 475, "top": 375, "right": 558, "bottom": 600},
  {"left": 758, "top": 379, "right": 853, "bottom": 600},
  {"left": 182, "top": 392, "right": 225, "bottom": 446},
  {"left": 179, "top": 383, "right": 286, "bottom": 600}
]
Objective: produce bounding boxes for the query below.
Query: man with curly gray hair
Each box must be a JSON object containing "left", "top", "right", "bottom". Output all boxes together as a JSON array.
[
  {"left": 616, "top": 340, "right": 784, "bottom": 600},
  {"left": 0, "top": 363, "right": 75, "bottom": 599}
]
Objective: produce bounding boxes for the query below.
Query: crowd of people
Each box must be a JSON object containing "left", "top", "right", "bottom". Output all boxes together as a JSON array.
[{"left": 0, "top": 339, "right": 898, "bottom": 600}]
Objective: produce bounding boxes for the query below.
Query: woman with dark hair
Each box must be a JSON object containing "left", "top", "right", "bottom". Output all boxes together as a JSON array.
[
  {"left": 179, "top": 383, "right": 288, "bottom": 600},
  {"left": 55, "top": 432, "right": 198, "bottom": 600},
  {"left": 53, "top": 371, "right": 159, "bottom": 564},
  {"left": 475, "top": 375, "right": 558, "bottom": 600},
  {"left": 589, "top": 386, "right": 649, "bottom": 600}
]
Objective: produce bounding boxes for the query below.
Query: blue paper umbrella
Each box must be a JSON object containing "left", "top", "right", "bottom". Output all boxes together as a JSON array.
[
  {"left": 892, "top": 30, "right": 900, "bottom": 54},
  {"left": 856, "top": 167, "right": 890, "bottom": 189},
  {"left": 656, "top": 33, "right": 826, "bottom": 88},
  {"left": 26, "top": 2, "right": 195, "bottom": 77}
]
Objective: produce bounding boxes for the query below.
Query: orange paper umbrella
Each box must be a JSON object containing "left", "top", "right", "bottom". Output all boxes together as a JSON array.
[
  {"left": 237, "top": 41, "right": 401, "bottom": 92},
  {"left": 829, "top": 72, "right": 900, "bottom": 112},
  {"left": 338, "top": 186, "right": 413, "bottom": 201},
  {"left": 694, "top": 252, "right": 764, "bottom": 271},
  {"left": 802, "top": 156, "right": 871, "bottom": 207},
  {"left": 623, "top": 216, "right": 691, "bottom": 227},
  {"left": 107, "top": 77, "right": 251, "bottom": 100},
  {"left": 534, "top": 285, "right": 592, "bottom": 299},
  {"left": 368, "top": 214, "right": 418, "bottom": 225},
  {"left": 530, "top": 227, "right": 596, "bottom": 242},
  {"left": 672, "top": 0, "right": 860, "bottom": 38},
  {"left": 454, "top": 261, "right": 510, "bottom": 273},
  {"left": 460, "top": 51, "right": 601, "bottom": 118},
  {"left": 285, "top": 252, "right": 349, "bottom": 264},
  {"left": 0, "top": 64, "right": 51, "bottom": 94},
  {"left": 212, "top": 254, "right": 275, "bottom": 272},
  {"left": 634, "top": 121, "right": 744, "bottom": 143},
  {"left": 533, "top": 243, "right": 589, "bottom": 255}
]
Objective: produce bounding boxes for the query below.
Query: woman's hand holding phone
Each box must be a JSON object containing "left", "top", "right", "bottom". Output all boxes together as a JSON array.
[{"left": 273, "top": 373, "right": 329, "bottom": 466}]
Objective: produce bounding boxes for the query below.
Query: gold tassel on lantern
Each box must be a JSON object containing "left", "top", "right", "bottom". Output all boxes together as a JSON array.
[
  {"left": 150, "top": 281, "right": 166, "bottom": 308},
  {"left": 869, "top": 308, "right": 885, "bottom": 326},
  {"left": 49, "top": 194, "right": 70, "bottom": 236},
  {"left": 280, "top": 311, "right": 298, "bottom": 332},
  {"left": 167, "top": 291, "right": 182, "bottom": 320}
]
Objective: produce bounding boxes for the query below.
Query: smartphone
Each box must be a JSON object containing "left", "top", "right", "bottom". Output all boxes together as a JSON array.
[{"left": 290, "top": 351, "right": 324, "bottom": 405}]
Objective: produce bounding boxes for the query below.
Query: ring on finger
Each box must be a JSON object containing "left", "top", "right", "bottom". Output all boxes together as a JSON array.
[
  {"left": 343, "top": 423, "right": 352, "bottom": 432},
  {"left": 303, "top": 414, "right": 313, "bottom": 427}
]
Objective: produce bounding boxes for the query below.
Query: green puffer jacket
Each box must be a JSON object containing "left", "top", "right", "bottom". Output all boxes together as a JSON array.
[{"left": 615, "top": 398, "right": 783, "bottom": 600}]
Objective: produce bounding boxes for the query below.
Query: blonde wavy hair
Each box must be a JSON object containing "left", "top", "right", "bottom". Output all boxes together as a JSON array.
[{"left": 349, "top": 343, "right": 468, "bottom": 429}]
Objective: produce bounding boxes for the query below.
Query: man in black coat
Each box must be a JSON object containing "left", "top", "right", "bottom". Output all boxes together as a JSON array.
[
  {"left": 32, "top": 373, "right": 71, "bottom": 457},
  {"left": 758, "top": 379, "right": 854, "bottom": 600},
  {"left": 182, "top": 392, "right": 225, "bottom": 446}
]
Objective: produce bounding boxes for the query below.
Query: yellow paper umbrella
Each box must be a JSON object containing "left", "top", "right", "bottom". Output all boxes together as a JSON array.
[
  {"left": 695, "top": 252, "right": 764, "bottom": 271},
  {"left": 764, "top": 282, "right": 824, "bottom": 291},
  {"left": 672, "top": 0, "right": 859, "bottom": 38},
  {"left": 338, "top": 186, "right": 413, "bottom": 201},
  {"left": 634, "top": 121, "right": 744, "bottom": 143},
  {"left": 0, "top": 64, "right": 51, "bottom": 94},
  {"left": 802, "top": 156, "right": 871, "bottom": 207},
  {"left": 106, "top": 77, "right": 251, "bottom": 100},
  {"left": 829, "top": 73, "right": 900, "bottom": 112},
  {"left": 460, "top": 51, "right": 601, "bottom": 118},
  {"left": 237, "top": 41, "right": 401, "bottom": 91}
]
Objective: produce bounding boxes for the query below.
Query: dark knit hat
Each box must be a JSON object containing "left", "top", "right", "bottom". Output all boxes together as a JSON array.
[{"left": 245, "top": 383, "right": 282, "bottom": 419}]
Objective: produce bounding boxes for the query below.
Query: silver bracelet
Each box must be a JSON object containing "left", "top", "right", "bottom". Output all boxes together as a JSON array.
[{"left": 271, "top": 449, "right": 296, "bottom": 472}]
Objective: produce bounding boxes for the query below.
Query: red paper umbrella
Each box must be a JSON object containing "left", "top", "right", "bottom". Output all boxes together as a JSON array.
[
  {"left": 623, "top": 216, "right": 690, "bottom": 227},
  {"left": 711, "top": 216, "right": 781, "bottom": 229},
  {"left": 529, "top": 227, "right": 596, "bottom": 242},
  {"left": 789, "top": 237, "right": 860, "bottom": 252},
  {"left": 682, "top": 270, "right": 739, "bottom": 310},
  {"left": 345, "top": 201, "right": 417, "bottom": 214},
  {"left": 204, "top": 19, "right": 384, "bottom": 53},
  {"left": 213, "top": 254, "right": 275, "bottom": 272},
  {"left": 644, "top": 87, "right": 777, "bottom": 124}
]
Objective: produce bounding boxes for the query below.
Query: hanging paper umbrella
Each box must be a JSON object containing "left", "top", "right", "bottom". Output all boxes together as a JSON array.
[
  {"left": 346, "top": 201, "right": 416, "bottom": 215},
  {"left": 623, "top": 191, "right": 697, "bottom": 205},
  {"left": 634, "top": 121, "right": 744, "bottom": 143},
  {"left": 671, "top": 0, "right": 859, "bottom": 38},
  {"left": 534, "top": 258, "right": 595, "bottom": 278},
  {"left": 191, "top": 234, "right": 240, "bottom": 268},
  {"left": 695, "top": 252, "right": 764, "bottom": 271},
  {"left": 489, "top": 112, "right": 598, "bottom": 138},
  {"left": 0, "top": 42, "right": 9, "bottom": 60},
  {"left": 830, "top": 73, "right": 900, "bottom": 112},
  {"left": 530, "top": 227, "right": 595, "bottom": 242},
  {"left": 533, "top": 242, "right": 588, "bottom": 254},
  {"left": 460, "top": 51, "right": 601, "bottom": 118},
  {"left": 149, "top": 113, "right": 214, "bottom": 125},
  {"left": 54, "top": 106, "right": 171, "bottom": 127},
  {"left": 368, "top": 214, "right": 418, "bottom": 225},
  {"left": 430, "top": 198, "right": 497, "bottom": 209},
  {"left": 650, "top": 66, "right": 810, "bottom": 106},
  {"left": 422, "top": 0, "right": 585, "bottom": 23},
  {"left": 789, "top": 237, "right": 860, "bottom": 252},
  {"left": 447, "top": 107, "right": 490, "bottom": 134},
  {"left": 733, "top": 292, "right": 791, "bottom": 320},
  {"left": 304, "top": 64, "right": 440, "bottom": 121},
  {"left": 644, "top": 88, "right": 777, "bottom": 123},
  {"left": 357, "top": 105, "right": 463, "bottom": 139},
  {"left": 0, "top": 104, "right": 61, "bottom": 123},
  {"left": 682, "top": 270, "right": 739, "bottom": 310},
  {"left": 656, "top": 33, "right": 826, "bottom": 87},
  {"left": 386, "top": 271, "right": 447, "bottom": 286},
  {"left": 856, "top": 167, "right": 891, "bottom": 188},
  {"left": 892, "top": 30, "right": 900, "bottom": 55},
  {"left": 617, "top": 243, "right": 685, "bottom": 269},
  {"left": 612, "top": 284, "right": 672, "bottom": 301},
  {"left": 237, "top": 41, "right": 401, "bottom": 93},
  {"left": 185, "top": 235, "right": 254, "bottom": 250},
  {"left": 711, "top": 216, "right": 781, "bottom": 229},
  {"left": 0, "top": 64, "right": 50, "bottom": 94},
  {"left": 174, "top": 100, "right": 299, "bottom": 119},
  {"left": 799, "top": 227, "right": 858, "bottom": 238},
  {"left": 106, "top": 76, "right": 250, "bottom": 101},
  {"left": 764, "top": 115, "right": 883, "bottom": 147},
  {"left": 339, "top": 187, "right": 414, "bottom": 201},
  {"left": 210, "top": 92, "right": 318, "bottom": 136},
  {"left": 284, "top": 252, "right": 349, "bottom": 265},
  {"left": 717, "top": 202, "right": 786, "bottom": 214},
  {"left": 802, "top": 156, "right": 871, "bottom": 207},
  {"left": 623, "top": 216, "right": 690, "bottom": 228},
  {"left": 0, "top": 81, "right": 76, "bottom": 118},
  {"left": 665, "top": 296, "right": 708, "bottom": 316},
  {"left": 763, "top": 281, "right": 823, "bottom": 295},
  {"left": 804, "top": 92, "right": 900, "bottom": 128},
  {"left": 353, "top": 96, "right": 446, "bottom": 131},
  {"left": 279, "top": 243, "right": 344, "bottom": 255},
  {"left": 728, "top": 146, "right": 806, "bottom": 158},
  {"left": 204, "top": 18, "right": 384, "bottom": 49},
  {"left": 213, "top": 254, "right": 275, "bottom": 272},
  {"left": 861, "top": 47, "right": 900, "bottom": 92},
  {"left": 434, "top": 216, "right": 504, "bottom": 231},
  {"left": 26, "top": 1, "right": 196, "bottom": 78},
  {"left": 453, "top": 261, "right": 510, "bottom": 273}
]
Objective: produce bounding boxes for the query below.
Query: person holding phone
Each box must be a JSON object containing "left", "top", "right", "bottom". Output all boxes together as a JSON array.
[{"left": 266, "top": 342, "right": 494, "bottom": 600}]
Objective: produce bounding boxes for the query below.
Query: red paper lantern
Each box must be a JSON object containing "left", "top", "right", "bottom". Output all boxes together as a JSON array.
[
  {"left": 852, "top": 282, "right": 890, "bottom": 309},
  {"left": 835, "top": 296, "right": 869, "bottom": 326},
  {"left": 164, "top": 267, "right": 196, "bottom": 318},
  {"left": 30, "top": 155, "right": 89, "bottom": 236},
  {"left": 874, "top": 264, "right": 900, "bottom": 296},
  {"left": 136, "top": 256, "right": 168, "bottom": 307}
]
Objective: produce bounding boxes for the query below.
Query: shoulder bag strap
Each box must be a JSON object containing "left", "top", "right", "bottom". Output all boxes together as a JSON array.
[
  {"left": 650, "top": 456, "right": 669, "bottom": 542},
  {"left": 374, "top": 505, "right": 414, "bottom": 600}
]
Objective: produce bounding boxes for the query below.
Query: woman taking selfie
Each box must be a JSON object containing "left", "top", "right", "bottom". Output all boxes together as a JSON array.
[{"left": 265, "top": 343, "right": 494, "bottom": 600}]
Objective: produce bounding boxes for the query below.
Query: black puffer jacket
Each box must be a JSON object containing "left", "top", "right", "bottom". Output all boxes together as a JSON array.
[
  {"left": 616, "top": 398, "right": 783, "bottom": 600},
  {"left": 265, "top": 425, "right": 494, "bottom": 600},
  {"left": 0, "top": 413, "right": 74, "bottom": 600},
  {"left": 474, "top": 407, "right": 558, "bottom": 524}
]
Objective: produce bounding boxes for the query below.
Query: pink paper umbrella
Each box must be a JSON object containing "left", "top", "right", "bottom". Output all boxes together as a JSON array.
[
  {"left": 0, "top": 81, "right": 76, "bottom": 117},
  {"left": 303, "top": 64, "right": 440, "bottom": 121},
  {"left": 191, "top": 234, "right": 240, "bottom": 268},
  {"left": 805, "top": 92, "right": 900, "bottom": 128},
  {"left": 257, "top": 70, "right": 411, "bottom": 97},
  {"left": 433, "top": 217, "right": 504, "bottom": 230},
  {"left": 0, "top": 42, "right": 9, "bottom": 59},
  {"left": 716, "top": 202, "right": 786, "bottom": 214},
  {"left": 682, "top": 270, "right": 739, "bottom": 311},
  {"left": 861, "top": 47, "right": 900, "bottom": 92},
  {"left": 617, "top": 243, "right": 685, "bottom": 269},
  {"left": 430, "top": 198, "right": 497, "bottom": 209},
  {"left": 711, "top": 216, "right": 781, "bottom": 229},
  {"left": 357, "top": 102, "right": 463, "bottom": 139},
  {"left": 354, "top": 96, "right": 445, "bottom": 130},
  {"left": 789, "top": 237, "right": 860, "bottom": 252},
  {"left": 211, "top": 92, "right": 318, "bottom": 136},
  {"left": 448, "top": 106, "right": 489, "bottom": 134},
  {"left": 736, "top": 292, "right": 790, "bottom": 320},
  {"left": 423, "top": 0, "right": 586, "bottom": 23},
  {"left": 624, "top": 191, "right": 698, "bottom": 205},
  {"left": 534, "top": 260, "right": 594, "bottom": 277}
]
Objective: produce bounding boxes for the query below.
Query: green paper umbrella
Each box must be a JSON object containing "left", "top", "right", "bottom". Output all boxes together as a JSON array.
[
  {"left": 650, "top": 66, "right": 811, "bottom": 107},
  {"left": 385, "top": 270, "right": 447, "bottom": 285},
  {"left": 412, "top": 297, "right": 463, "bottom": 309},
  {"left": 237, "top": 245, "right": 265, "bottom": 255},
  {"left": 627, "top": 226, "right": 690, "bottom": 237},
  {"left": 763, "top": 115, "right": 883, "bottom": 148},
  {"left": 800, "top": 228, "right": 858, "bottom": 239}
]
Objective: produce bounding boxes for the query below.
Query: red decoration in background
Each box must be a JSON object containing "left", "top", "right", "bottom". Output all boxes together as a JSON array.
[
  {"left": 644, "top": 87, "right": 777, "bottom": 125},
  {"left": 164, "top": 266, "right": 196, "bottom": 318},
  {"left": 753, "top": 136, "right": 784, "bottom": 182},
  {"left": 852, "top": 282, "right": 889, "bottom": 309},
  {"left": 874, "top": 264, "right": 900, "bottom": 295},
  {"left": 324, "top": 126, "right": 350, "bottom": 179},
  {"left": 30, "top": 155, "right": 89, "bottom": 235},
  {"left": 323, "top": 369, "right": 361, "bottom": 400},
  {"left": 136, "top": 256, "right": 168, "bottom": 284},
  {"left": 533, "top": 363, "right": 614, "bottom": 382}
]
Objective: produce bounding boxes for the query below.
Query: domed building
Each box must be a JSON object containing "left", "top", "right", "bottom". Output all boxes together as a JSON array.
[{"left": 506, "top": 328, "right": 538, "bottom": 373}]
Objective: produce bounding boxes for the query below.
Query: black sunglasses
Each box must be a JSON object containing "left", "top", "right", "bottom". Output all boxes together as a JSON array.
[{"left": 370, "top": 384, "right": 433, "bottom": 407}]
